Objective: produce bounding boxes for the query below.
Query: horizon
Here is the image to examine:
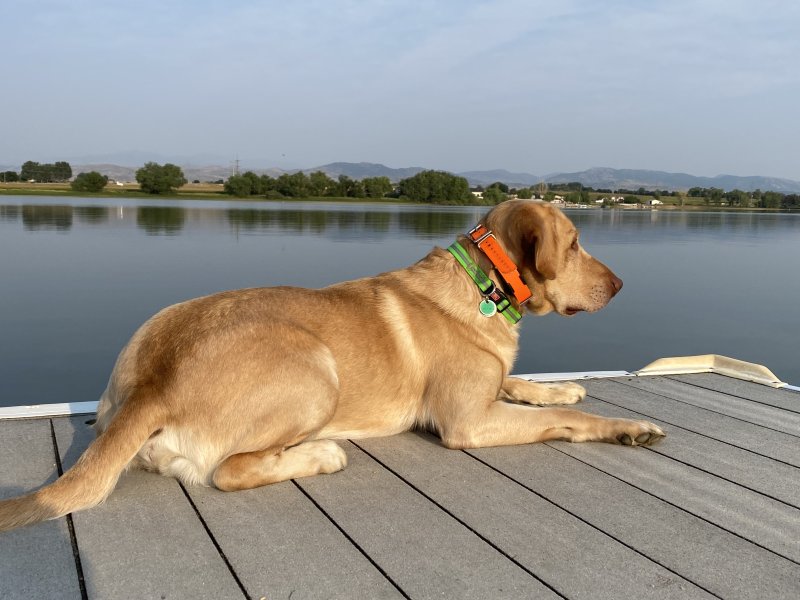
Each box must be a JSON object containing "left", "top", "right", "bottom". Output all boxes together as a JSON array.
[
  {"left": 4, "top": 156, "right": 800, "bottom": 186},
  {"left": 3, "top": 1, "right": 799, "bottom": 180}
]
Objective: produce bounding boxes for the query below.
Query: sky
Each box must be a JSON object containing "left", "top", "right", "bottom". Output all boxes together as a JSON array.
[{"left": 3, "top": 0, "right": 800, "bottom": 179}]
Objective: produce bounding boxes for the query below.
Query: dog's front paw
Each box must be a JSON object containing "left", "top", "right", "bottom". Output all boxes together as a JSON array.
[
  {"left": 556, "top": 382, "right": 586, "bottom": 404},
  {"left": 615, "top": 421, "right": 666, "bottom": 446},
  {"left": 536, "top": 382, "right": 586, "bottom": 405},
  {"left": 312, "top": 440, "right": 348, "bottom": 474}
]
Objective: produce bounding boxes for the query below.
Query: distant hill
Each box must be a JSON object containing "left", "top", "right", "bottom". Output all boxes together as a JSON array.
[
  {"left": 306, "top": 162, "right": 425, "bottom": 181},
  {"left": 458, "top": 169, "right": 542, "bottom": 187},
  {"left": 306, "top": 163, "right": 800, "bottom": 192},
  {"left": 72, "top": 164, "right": 137, "bottom": 182},
  {"left": 543, "top": 167, "right": 800, "bottom": 193}
]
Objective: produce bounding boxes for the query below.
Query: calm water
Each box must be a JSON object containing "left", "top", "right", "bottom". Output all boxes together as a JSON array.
[{"left": 1, "top": 196, "right": 799, "bottom": 408}]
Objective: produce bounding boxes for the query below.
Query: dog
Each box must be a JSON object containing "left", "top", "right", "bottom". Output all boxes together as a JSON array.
[{"left": 0, "top": 200, "right": 664, "bottom": 531}]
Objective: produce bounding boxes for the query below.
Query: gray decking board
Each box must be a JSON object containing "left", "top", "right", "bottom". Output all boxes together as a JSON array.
[
  {"left": 469, "top": 443, "right": 800, "bottom": 600},
  {"left": 355, "top": 433, "right": 711, "bottom": 600},
  {"left": 185, "top": 480, "right": 403, "bottom": 599},
  {"left": 52, "top": 416, "right": 245, "bottom": 600},
  {"left": 569, "top": 395, "right": 800, "bottom": 510},
  {"left": 296, "top": 441, "right": 559, "bottom": 599},
  {"left": 2, "top": 371, "right": 800, "bottom": 599},
  {"left": 546, "top": 435, "right": 800, "bottom": 563},
  {"left": 582, "top": 378, "right": 800, "bottom": 466},
  {"left": 669, "top": 373, "right": 800, "bottom": 412},
  {"left": 618, "top": 376, "right": 800, "bottom": 435},
  {"left": 0, "top": 419, "right": 83, "bottom": 600}
]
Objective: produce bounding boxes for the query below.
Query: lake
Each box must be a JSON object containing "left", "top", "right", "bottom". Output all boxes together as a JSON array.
[{"left": 1, "top": 196, "right": 798, "bottom": 408}]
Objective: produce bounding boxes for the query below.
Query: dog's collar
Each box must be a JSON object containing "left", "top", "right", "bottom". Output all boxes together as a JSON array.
[
  {"left": 448, "top": 241, "right": 523, "bottom": 324},
  {"left": 467, "top": 224, "right": 533, "bottom": 305}
]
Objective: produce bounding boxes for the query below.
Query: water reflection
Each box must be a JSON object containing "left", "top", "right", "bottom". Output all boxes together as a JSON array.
[
  {"left": 227, "top": 208, "right": 393, "bottom": 237},
  {"left": 74, "top": 206, "right": 110, "bottom": 224},
  {"left": 226, "top": 207, "right": 473, "bottom": 239},
  {"left": 22, "top": 205, "right": 73, "bottom": 231},
  {"left": 137, "top": 206, "right": 186, "bottom": 235},
  {"left": 397, "top": 211, "right": 472, "bottom": 237},
  {"left": 0, "top": 205, "right": 20, "bottom": 221},
  {"left": 2, "top": 200, "right": 798, "bottom": 244}
]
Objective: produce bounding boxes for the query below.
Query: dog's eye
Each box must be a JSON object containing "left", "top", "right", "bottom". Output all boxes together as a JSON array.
[{"left": 571, "top": 239, "right": 579, "bottom": 251}]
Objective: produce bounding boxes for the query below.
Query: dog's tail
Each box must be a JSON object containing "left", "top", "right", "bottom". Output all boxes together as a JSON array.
[{"left": 0, "top": 400, "right": 163, "bottom": 532}]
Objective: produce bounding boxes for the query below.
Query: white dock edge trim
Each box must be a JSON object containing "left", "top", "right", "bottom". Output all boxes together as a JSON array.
[
  {"left": 0, "top": 401, "right": 98, "bottom": 420},
  {"left": 635, "top": 354, "right": 787, "bottom": 388},
  {"left": 513, "top": 370, "right": 631, "bottom": 382}
]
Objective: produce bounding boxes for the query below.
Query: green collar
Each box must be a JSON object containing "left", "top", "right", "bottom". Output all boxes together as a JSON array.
[{"left": 448, "top": 241, "right": 523, "bottom": 324}]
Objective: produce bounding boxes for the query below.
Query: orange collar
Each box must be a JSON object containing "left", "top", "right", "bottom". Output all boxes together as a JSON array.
[{"left": 468, "top": 224, "right": 532, "bottom": 304}]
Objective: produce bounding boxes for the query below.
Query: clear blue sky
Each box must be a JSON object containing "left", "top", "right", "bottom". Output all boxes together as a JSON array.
[{"left": 3, "top": 0, "right": 799, "bottom": 179}]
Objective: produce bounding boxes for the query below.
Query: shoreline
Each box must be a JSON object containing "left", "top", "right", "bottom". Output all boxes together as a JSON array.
[{"left": 0, "top": 184, "right": 797, "bottom": 212}]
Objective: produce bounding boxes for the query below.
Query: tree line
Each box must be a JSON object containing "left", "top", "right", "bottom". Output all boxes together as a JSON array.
[
  {"left": 6, "top": 161, "right": 74, "bottom": 183},
  {"left": 225, "top": 169, "right": 519, "bottom": 205},
  {"left": 546, "top": 181, "right": 799, "bottom": 209},
  {"left": 224, "top": 170, "right": 393, "bottom": 199},
  {"left": 685, "top": 187, "right": 799, "bottom": 209}
]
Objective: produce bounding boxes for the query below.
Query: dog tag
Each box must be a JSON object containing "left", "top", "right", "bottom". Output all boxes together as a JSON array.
[{"left": 479, "top": 298, "right": 497, "bottom": 317}]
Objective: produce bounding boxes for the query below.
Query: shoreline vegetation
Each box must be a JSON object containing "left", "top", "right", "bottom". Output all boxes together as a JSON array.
[
  {"left": 2, "top": 161, "right": 798, "bottom": 210},
  {"left": 2, "top": 181, "right": 797, "bottom": 212}
]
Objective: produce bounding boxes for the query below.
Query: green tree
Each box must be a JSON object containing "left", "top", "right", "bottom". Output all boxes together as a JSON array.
[
  {"left": 333, "top": 174, "right": 356, "bottom": 197},
  {"left": 397, "top": 170, "right": 471, "bottom": 204},
  {"left": 2, "top": 171, "right": 18, "bottom": 182},
  {"left": 517, "top": 187, "right": 533, "bottom": 199},
  {"left": 707, "top": 187, "right": 724, "bottom": 205},
  {"left": 362, "top": 176, "right": 392, "bottom": 198},
  {"left": 241, "top": 171, "right": 264, "bottom": 195},
  {"left": 71, "top": 171, "right": 108, "bottom": 192},
  {"left": 20, "top": 161, "right": 39, "bottom": 181},
  {"left": 275, "top": 172, "right": 310, "bottom": 197},
  {"left": 136, "top": 162, "right": 187, "bottom": 194},
  {"left": 260, "top": 174, "right": 277, "bottom": 195},
  {"left": 53, "top": 161, "right": 72, "bottom": 182},
  {"left": 762, "top": 191, "right": 782, "bottom": 209},
  {"left": 482, "top": 185, "right": 506, "bottom": 205},
  {"left": 224, "top": 174, "right": 253, "bottom": 197},
  {"left": 350, "top": 179, "right": 366, "bottom": 198},
  {"left": 308, "top": 171, "right": 335, "bottom": 196},
  {"left": 725, "top": 189, "right": 749, "bottom": 207},
  {"left": 782, "top": 194, "right": 799, "bottom": 209},
  {"left": 18, "top": 160, "right": 72, "bottom": 182}
]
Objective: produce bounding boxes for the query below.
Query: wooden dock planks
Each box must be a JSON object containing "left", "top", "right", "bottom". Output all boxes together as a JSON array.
[{"left": 1, "top": 372, "right": 798, "bottom": 599}]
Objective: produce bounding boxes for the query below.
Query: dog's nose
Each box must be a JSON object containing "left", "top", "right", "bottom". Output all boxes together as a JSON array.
[{"left": 610, "top": 275, "right": 623, "bottom": 294}]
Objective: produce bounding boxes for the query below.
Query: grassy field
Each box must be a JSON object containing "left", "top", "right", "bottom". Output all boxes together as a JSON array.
[
  {"left": 0, "top": 181, "right": 228, "bottom": 199},
  {"left": 0, "top": 182, "right": 408, "bottom": 204}
]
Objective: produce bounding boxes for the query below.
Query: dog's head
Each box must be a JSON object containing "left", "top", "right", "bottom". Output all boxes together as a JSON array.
[{"left": 484, "top": 200, "right": 622, "bottom": 316}]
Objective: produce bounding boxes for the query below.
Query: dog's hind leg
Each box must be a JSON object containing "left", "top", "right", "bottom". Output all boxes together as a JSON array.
[{"left": 212, "top": 440, "right": 347, "bottom": 491}]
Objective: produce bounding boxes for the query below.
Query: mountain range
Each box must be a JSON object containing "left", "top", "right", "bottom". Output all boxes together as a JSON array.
[{"left": 4, "top": 160, "right": 799, "bottom": 193}]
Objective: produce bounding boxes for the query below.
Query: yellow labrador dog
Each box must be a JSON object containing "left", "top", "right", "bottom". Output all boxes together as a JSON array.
[{"left": 0, "top": 200, "right": 664, "bottom": 531}]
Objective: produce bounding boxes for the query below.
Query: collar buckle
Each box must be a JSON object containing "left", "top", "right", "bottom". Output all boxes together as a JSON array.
[{"left": 468, "top": 224, "right": 493, "bottom": 245}]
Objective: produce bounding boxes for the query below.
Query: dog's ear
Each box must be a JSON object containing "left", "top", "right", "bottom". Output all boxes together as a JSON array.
[{"left": 528, "top": 212, "right": 559, "bottom": 280}]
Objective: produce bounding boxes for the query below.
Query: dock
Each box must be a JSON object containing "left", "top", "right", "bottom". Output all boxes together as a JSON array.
[{"left": 1, "top": 357, "right": 799, "bottom": 599}]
